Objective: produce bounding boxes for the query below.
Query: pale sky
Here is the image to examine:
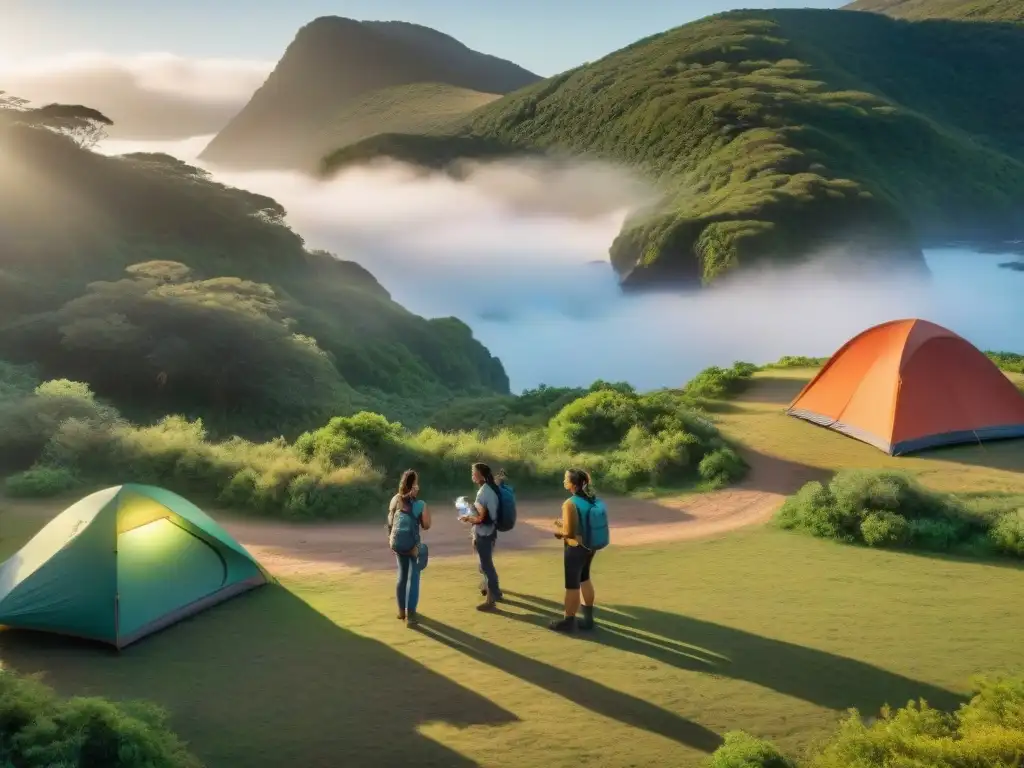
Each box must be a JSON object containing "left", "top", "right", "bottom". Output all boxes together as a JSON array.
[{"left": 4, "top": 0, "right": 847, "bottom": 75}]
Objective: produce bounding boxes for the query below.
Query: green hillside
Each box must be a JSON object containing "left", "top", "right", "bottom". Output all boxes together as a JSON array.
[
  {"left": 0, "top": 116, "right": 508, "bottom": 437},
  {"left": 845, "top": 0, "right": 1024, "bottom": 21},
  {"left": 313, "top": 83, "right": 500, "bottom": 165},
  {"left": 324, "top": 9, "right": 1024, "bottom": 287},
  {"left": 200, "top": 17, "right": 539, "bottom": 170}
]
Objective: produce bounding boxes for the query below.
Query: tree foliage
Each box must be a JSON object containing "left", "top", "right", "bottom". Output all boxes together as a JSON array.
[{"left": 0, "top": 101, "right": 509, "bottom": 436}]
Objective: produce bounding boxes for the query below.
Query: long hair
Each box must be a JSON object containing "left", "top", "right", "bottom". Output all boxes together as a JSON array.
[
  {"left": 566, "top": 468, "right": 595, "bottom": 502},
  {"left": 397, "top": 469, "right": 418, "bottom": 500},
  {"left": 472, "top": 462, "right": 496, "bottom": 488}
]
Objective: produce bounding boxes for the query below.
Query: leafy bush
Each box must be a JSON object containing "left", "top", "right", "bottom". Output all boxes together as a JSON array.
[
  {"left": 699, "top": 447, "right": 748, "bottom": 489},
  {"left": 548, "top": 389, "right": 642, "bottom": 451},
  {"left": 0, "top": 670, "right": 200, "bottom": 767},
  {"left": 776, "top": 469, "right": 990, "bottom": 554},
  {"left": 706, "top": 731, "right": 795, "bottom": 768},
  {"left": 0, "top": 376, "right": 122, "bottom": 472},
  {"left": 990, "top": 509, "right": 1024, "bottom": 557},
  {"left": 682, "top": 362, "right": 758, "bottom": 400},
  {"left": 764, "top": 356, "right": 828, "bottom": 369},
  {"left": 859, "top": 510, "right": 910, "bottom": 547},
  {"left": 4, "top": 465, "right": 79, "bottom": 498},
  {"left": 707, "top": 673, "right": 1024, "bottom": 768}
]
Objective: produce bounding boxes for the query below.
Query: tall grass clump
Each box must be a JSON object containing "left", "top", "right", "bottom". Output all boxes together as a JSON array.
[
  {"left": 775, "top": 469, "right": 1002, "bottom": 556},
  {"left": 0, "top": 670, "right": 200, "bottom": 768},
  {"left": 706, "top": 673, "right": 1024, "bottom": 767}
]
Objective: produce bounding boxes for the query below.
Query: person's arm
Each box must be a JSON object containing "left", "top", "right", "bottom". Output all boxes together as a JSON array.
[
  {"left": 420, "top": 504, "right": 432, "bottom": 530},
  {"left": 464, "top": 500, "right": 486, "bottom": 524},
  {"left": 558, "top": 499, "right": 578, "bottom": 542},
  {"left": 461, "top": 490, "right": 485, "bottom": 524}
]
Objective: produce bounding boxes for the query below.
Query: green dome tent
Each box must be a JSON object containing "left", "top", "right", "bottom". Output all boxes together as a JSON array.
[{"left": 0, "top": 484, "right": 269, "bottom": 648}]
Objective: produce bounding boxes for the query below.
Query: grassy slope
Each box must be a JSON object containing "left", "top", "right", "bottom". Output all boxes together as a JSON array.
[
  {"left": 0, "top": 122, "right": 508, "bottom": 435},
  {"left": 846, "top": 0, "right": 1024, "bottom": 21},
  {"left": 325, "top": 9, "right": 1024, "bottom": 287},
  {"left": 1, "top": 369, "right": 1022, "bottom": 766},
  {"left": 200, "top": 17, "right": 539, "bottom": 170},
  {"left": 314, "top": 83, "right": 500, "bottom": 167}
]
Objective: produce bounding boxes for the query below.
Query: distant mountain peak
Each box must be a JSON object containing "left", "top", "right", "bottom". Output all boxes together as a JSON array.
[{"left": 199, "top": 17, "right": 539, "bottom": 170}]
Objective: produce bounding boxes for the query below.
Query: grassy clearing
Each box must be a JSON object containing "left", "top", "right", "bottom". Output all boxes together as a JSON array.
[
  {"left": 0, "top": 365, "right": 1022, "bottom": 766},
  {"left": 713, "top": 367, "right": 1024, "bottom": 500},
  {"left": 0, "top": 520, "right": 1022, "bottom": 767}
]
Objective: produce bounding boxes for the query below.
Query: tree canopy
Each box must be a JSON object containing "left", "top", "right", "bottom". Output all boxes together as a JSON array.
[{"left": 0, "top": 101, "right": 508, "bottom": 436}]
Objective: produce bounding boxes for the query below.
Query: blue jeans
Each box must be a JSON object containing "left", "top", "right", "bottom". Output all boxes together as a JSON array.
[
  {"left": 396, "top": 554, "right": 420, "bottom": 613},
  {"left": 475, "top": 533, "right": 500, "bottom": 597}
]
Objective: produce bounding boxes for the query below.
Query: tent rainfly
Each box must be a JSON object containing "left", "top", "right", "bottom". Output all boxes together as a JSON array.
[
  {"left": 0, "top": 484, "right": 269, "bottom": 648},
  {"left": 787, "top": 318, "right": 1024, "bottom": 455}
]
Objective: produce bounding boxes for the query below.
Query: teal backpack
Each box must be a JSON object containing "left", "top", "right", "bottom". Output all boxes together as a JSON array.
[
  {"left": 388, "top": 498, "right": 422, "bottom": 556},
  {"left": 573, "top": 495, "right": 610, "bottom": 551}
]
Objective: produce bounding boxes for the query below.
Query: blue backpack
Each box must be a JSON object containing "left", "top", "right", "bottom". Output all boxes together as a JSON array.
[
  {"left": 573, "top": 495, "right": 610, "bottom": 551},
  {"left": 494, "top": 482, "right": 517, "bottom": 532},
  {"left": 388, "top": 498, "right": 422, "bottom": 556}
]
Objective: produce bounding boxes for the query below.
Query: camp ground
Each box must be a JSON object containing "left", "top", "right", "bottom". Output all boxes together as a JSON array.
[{"left": 0, "top": 319, "right": 1021, "bottom": 767}]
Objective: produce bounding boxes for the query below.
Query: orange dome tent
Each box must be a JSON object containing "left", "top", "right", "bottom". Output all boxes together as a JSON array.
[{"left": 787, "top": 319, "right": 1024, "bottom": 455}]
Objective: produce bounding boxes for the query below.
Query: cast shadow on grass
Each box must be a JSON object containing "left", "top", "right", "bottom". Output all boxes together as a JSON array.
[
  {"left": 502, "top": 593, "right": 963, "bottom": 716},
  {"left": 414, "top": 616, "right": 723, "bottom": 754},
  {"left": 0, "top": 585, "right": 516, "bottom": 768},
  {"left": 916, "top": 438, "right": 1024, "bottom": 474}
]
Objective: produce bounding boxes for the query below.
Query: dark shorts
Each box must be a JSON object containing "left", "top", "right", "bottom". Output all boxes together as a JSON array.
[{"left": 564, "top": 543, "right": 595, "bottom": 590}]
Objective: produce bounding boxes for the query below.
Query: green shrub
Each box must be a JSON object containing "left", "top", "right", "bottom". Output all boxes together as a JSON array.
[
  {"left": 4, "top": 465, "right": 79, "bottom": 498},
  {"left": 776, "top": 469, "right": 992, "bottom": 555},
  {"left": 683, "top": 362, "right": 758, "bottom": 400},
  {"left": 547, "top": 389, "right": 641, "bottom": 451},
  {"left": 705, "top": 731, "right": 795, "bottom": 768},
  {"left": 708, "top": 673, "right": 1024, "bottom": 768},
  {"left": 0, "top": 669, "right": 200, "bottom": 767},
  {"left": 990, "top": 509, "right": 1024, "bottom": 557},
  {"left": 0, "top": 378, "right": 121, "bottom": 471},
  {"left": 859, "top": 510, "right": 910, "bottom": 547},
  {"left": 810, "top": 675, "right": 1024, "bottom": 768},
  {"left": 764, "top": 356, "right": 828, "bottom": 369},
  {"left": 699, "top": 447, "right": 748, "bottom": 489}
]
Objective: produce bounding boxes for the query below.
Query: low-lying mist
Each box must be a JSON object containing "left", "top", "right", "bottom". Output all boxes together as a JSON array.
[{"left": 103, "top": 136, "right": 1023, "bottom": 392}]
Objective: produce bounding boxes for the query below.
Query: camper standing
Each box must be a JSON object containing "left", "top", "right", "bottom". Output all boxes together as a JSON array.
[
  {"left": 460, "top": 462, "right": 503, "bottom": 611},
  {"left": 388, "top": 469, "right": 431, "bottom": 627}
]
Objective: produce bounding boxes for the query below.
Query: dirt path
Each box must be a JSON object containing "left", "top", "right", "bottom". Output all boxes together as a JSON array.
[{"left": 224, "top": 451, "right": 815, "bottom": 579}]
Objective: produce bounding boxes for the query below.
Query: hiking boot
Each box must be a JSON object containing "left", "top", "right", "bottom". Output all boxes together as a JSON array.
[
  {"left": 549, "top": 615, "right": 577, "bottom": 633},
  {"left": 578, "top": 605, "right": 596, "bottom": 631},
  {"left": 405, "top": 612, "right": 418, "bottom": 627},
  {"left": 477, "top": 592, "right": 498, "bottom": 612},
  {"left": 397, "top": 611, "right": 406, "bottom": 620}
]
